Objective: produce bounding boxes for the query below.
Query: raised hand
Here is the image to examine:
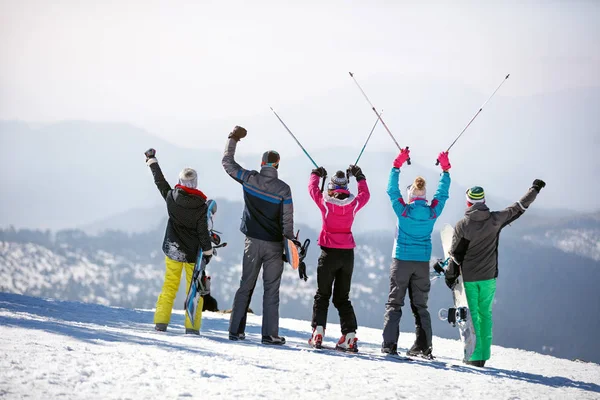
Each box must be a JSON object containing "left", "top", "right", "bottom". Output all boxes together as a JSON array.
[
  {"left": 228, "top": 126, "right": 248, "bottom": 142},
  {"left": 348, "top": 165, "right": 366, "bottom": 181},
  {"left": 532, "top": 179, "right": 546, "bottom": 192},
  {"left": 437, "top": 151, "right": 451, "bottom": 171},
  {"left": 393, "top": 148, "right": 411, "bottom": 169},
  {"left": 312, "top": 166, "right": 327, "bottom": 177},
  {"left": 144, "top": 148, "right": 156, "bottom": 161}
]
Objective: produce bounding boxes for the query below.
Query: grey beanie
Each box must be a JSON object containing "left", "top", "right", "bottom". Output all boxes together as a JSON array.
[{"left": 178, "top": 168, "right": 198, "bottom": 189}]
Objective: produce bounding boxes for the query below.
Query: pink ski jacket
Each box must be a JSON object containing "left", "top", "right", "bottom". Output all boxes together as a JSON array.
[{"left": 308, "top": 173, "right": 370, "bottom": 249}]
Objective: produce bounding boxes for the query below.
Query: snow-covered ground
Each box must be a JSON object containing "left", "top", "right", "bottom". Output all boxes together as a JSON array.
[{"left": 1, "top": 292, "right": 599, "bottom": 399}]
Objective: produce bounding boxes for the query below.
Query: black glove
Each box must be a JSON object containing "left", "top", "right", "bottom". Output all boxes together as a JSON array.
[
  {"left": 298, "top": 261, "right": 308, "bottom": 281},
  {"left": 348, "top": 165, "right": 366, "bottom": 181},
  {"left": 203, "top": 254, "right": 213, "bottom": 265},
  {"left": 445, "top": 276, "right": 457, "bottom": 290},
  {"left": 311, "top": 166, "right": 327, "bottom": 178},
  {"left": 228, "top": 126, "right": 247, "bottom": 142},
  {"left": 532, "top": 179, "right": 546, "bottom": 192},
  {"left": 144, "top": 148, "right": 156, "bottom": 161}
]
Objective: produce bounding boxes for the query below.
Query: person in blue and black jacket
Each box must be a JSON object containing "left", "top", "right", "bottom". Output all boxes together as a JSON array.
[{"left": 222, "top": 125, "right": 296, "bottom": 346}]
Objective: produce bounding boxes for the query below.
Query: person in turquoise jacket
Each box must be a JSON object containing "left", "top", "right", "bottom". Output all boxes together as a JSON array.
[{"left": 381, "top": 149, "right": 451, "bottom": 358}]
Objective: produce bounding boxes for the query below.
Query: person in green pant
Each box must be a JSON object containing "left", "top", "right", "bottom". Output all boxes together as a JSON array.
[{"left": 445, "top": 179, "right": 546, "bottom": 367}]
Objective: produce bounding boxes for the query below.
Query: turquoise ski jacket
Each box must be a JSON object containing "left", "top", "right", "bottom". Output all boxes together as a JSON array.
[{"left": 387, "top": 168, "right": 450, "bottom": 261}]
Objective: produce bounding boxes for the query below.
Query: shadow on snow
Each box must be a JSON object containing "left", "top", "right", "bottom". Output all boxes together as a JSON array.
[{"left": 1, "top": 292, "right": 599, "bottom": 394}]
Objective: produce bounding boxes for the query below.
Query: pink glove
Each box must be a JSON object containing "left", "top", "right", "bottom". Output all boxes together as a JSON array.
[
  {"left": 393, "top": 148, "right": 411, "bottom": 169},
  {"left": 437, "top": 152, "right": 451, "bottom": 171}
]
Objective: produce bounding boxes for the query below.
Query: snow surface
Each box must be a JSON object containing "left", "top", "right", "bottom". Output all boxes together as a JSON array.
[{"left": 1, "top": 292, "right": 599, "bottom": 400}]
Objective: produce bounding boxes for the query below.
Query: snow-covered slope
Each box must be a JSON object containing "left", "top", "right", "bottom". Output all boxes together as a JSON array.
[
  {"left": 1, "top": 292, "right": 599, "bottom": 399},
  {"left": 2, "top": 226, "right": 600, "bottom": 365}
]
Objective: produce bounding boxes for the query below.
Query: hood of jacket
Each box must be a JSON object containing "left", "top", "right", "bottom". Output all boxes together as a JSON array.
[
  {"left": 323, "top": 191, "right": 356, "bottom": 215},
  {"left": 464, "top": 202, "right": 491, "bottom": 222},
  {"left": 172, "top": 185, "right": 207, "bottom": 209}
]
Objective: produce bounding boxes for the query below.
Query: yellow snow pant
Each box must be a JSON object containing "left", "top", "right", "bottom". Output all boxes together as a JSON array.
[{"left": 154, "top": 256, "right": 203, "bottom": 330}]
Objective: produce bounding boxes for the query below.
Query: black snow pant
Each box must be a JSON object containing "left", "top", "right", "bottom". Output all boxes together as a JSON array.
[
  {"left": 229, "top": 237, "right": 284, "bottom": 337},
  {"left": 311, "top": 247, "right": 357, "bottom": 335},
  {"left": 382, "top": 258, "right": 432, "bottom": 348}
]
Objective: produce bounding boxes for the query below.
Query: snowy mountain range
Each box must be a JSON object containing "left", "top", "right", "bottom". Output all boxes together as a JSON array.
[
  {"left": 1, "top": 292, "right": 599, "bottom": 399},
  {"left": 2, "top": 198, "right": 599, "bottom": 364}
]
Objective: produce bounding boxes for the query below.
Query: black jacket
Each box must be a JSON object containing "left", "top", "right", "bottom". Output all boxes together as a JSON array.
[{"left": 148, "top": 160, "right": 212, "bottom": 263}]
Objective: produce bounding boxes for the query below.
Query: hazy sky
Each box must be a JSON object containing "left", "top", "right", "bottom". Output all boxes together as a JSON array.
[{"left": 1, "top": 0, "right": 599, "bottom": 151}]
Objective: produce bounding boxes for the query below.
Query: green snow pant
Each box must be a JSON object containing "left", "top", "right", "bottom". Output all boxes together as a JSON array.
[{"left": 464, "top": 278, "right": 497, "bottom": 361}]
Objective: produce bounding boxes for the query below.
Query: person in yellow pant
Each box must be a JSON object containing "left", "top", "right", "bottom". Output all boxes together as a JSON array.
[
  {"left": 154, "top": 257, "right": 204, "bottom": 332},
  {"left": 145, "top": 148, "right": 213, "bottom": 335}
]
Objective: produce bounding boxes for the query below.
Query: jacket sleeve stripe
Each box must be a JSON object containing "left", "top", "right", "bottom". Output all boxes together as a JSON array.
[{"left": 243, "top": 185, "right": 284, "bottom": 204}]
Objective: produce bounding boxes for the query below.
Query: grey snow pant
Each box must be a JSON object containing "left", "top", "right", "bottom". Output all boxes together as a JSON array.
[
  {"left": 382, "top": 258, "right": 432, "bottom": 348},
  {"left": 229, "top": 237, "right": 284, "bottom": 337}
]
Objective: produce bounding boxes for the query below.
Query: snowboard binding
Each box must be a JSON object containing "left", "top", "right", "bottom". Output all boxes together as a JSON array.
[
  {"left": 429, "top": 257, "right": 448, "bottom": 281},
  {"left": 439, "top": 307, "right": 469, "bottom": 327}
]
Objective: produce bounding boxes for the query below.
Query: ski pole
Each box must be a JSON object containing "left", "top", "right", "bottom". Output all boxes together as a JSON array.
[
  {"left": 436, "top": 74, "right": 510, "bottom": 165},
  {"left": 269, "top": 107, "right": 319, "bottom": 169},
  {"left": 349, "top": 72, "right": 410, "bottom": 165},
  {"left": 354, "top": 111, "right": 382, "bottom": 165},
  {"left": 269, "top": 106, "right": 327, "bottom": 192}
]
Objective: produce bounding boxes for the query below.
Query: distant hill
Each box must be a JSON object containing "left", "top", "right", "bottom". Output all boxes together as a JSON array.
[{"left": 0, "top": 118, "right": 593, "bottom": 232}]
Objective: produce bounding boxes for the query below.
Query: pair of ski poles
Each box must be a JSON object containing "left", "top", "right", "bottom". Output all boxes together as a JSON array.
[
  {"left": 271, "top": 72, "right": 510, "bottom": 172},
  {"left": 270, "top": 105, "right": 378, "bottom": 192}
]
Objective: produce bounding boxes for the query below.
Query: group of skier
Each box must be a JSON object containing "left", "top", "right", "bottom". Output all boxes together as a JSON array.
[{"left": 144, "top": 125, "right": 545, "bottom": 367}]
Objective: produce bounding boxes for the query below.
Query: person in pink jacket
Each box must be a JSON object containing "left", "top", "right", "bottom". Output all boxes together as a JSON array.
[{"left": 307, "top": 165, "right": 370, "bottom": 352}]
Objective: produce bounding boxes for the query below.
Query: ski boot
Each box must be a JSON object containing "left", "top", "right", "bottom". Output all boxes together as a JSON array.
[
  {"left": 155, "top": 323, "right": 168, "bottom": 332},
  {"left": 261, "top": 335, "right": 286, "bottom": 345},
  {"left": 381, "top": 342, "right": 398, "bottom": 355},
  {"left": 185, "top": 328, "right": 200, "bottom": 335},
  {"left": 465, "top": 360, "right": 485, "bottom": 367},
  {"left": 308, "top": 326, "right": 324, "bottom": 349},
  {"left": 407, "top": 344, "right": 435, "bottom": 360},
  {"left": 336, "top": 332, "right": 358, "bottom": 353},
  {"left": 228, "top": 332, "right": 246, "bottom": 341}
]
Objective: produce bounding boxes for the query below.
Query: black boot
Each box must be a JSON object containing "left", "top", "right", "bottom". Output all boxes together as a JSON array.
[
  {"left": 381, "top": 342, "right": 398, "bottom": 355},
  {"left": 155, "top": 323, "right": 168, "bottom": 332},
  {"left": 229, "top": 332, "right": 246, "bottom": 341},
  {"left": 261, "top": 335, "right": 286, "bottom": 345},
  {"left": 465, "top": 360, "right": 485, "bottom": 367},
  {"left": 406, "top": 342, "right": 425, "bottom": 357}
]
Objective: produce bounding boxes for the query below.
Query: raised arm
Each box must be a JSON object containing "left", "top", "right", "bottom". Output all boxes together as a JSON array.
[
  {"left": 430, "top": 172, "right": 451, "bottom": 218},
  {"left": 387, "top": 149, "right": 411, "bottom": 217},
  {"left": 308, "top": 168, "right": 326, "bottom": 212},
  {"left": 431, "top": 152, "right": 451, "bottom": 217},
  {"left": 145, "top": 148, "right": 171, "bottom": 200},
  {"left": 222, "top": 126, "right": 253, "bottom": 184},
  {"left": 387, "top": 167, "right": 407, "bottom": 217},
  {"left": 281, "top": 186, "right": 295, "bottom": 239},
  {"left": 494, "top": 179, "right": 545, "bottom": 227},
  {"left": 348, "top": 165, "right": 370, "bottom": 213}
]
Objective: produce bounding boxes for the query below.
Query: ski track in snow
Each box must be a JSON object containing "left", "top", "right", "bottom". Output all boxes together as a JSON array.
[{"left": 0, "top": 293, "right": 599, "bottom": 400}]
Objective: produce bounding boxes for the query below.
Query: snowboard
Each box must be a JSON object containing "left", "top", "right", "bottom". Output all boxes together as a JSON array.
[
  {"left": 438, "top": 224, "right": 477, "bottom": 362},
  {"left": 184, "top": 248, "right": 208, "bottom": 324},
  {"left": 184, "top": 199, "right": 225, "bottom": 325}
]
